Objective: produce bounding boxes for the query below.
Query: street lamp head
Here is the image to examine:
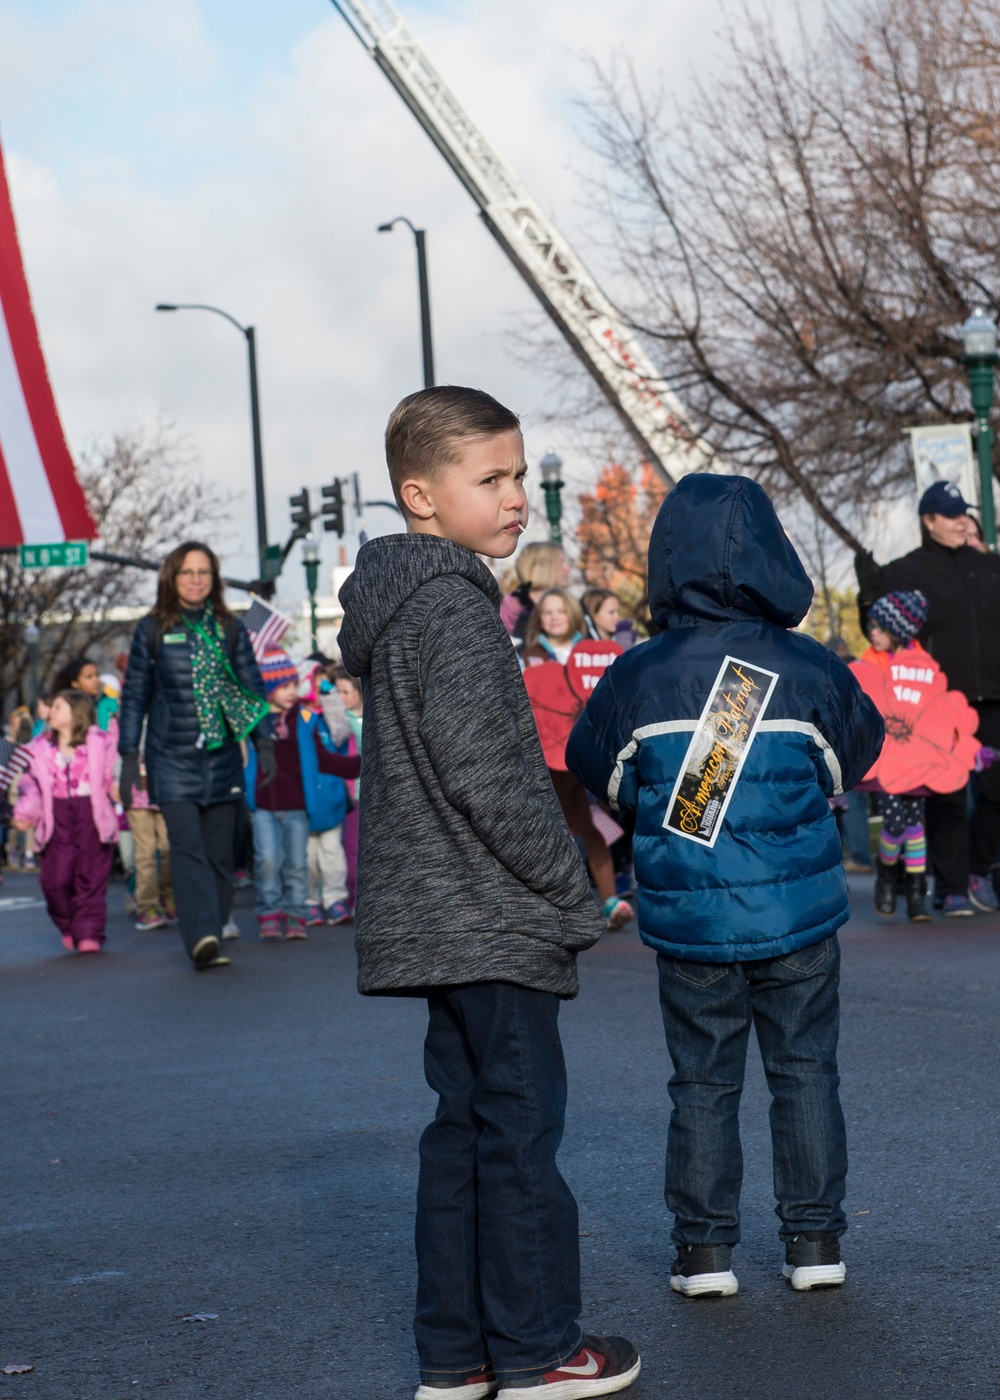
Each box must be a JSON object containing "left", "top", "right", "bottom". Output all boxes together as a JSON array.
[
  {"left": 24, "top": 623, "right": 40, "bottom": 644},
  {"left": 377, "top": 222, "right": 394, "bottom": 233},
  {"left": 540, "top": 448, "right": 563, "bottom": 485},
  {"left": 302, "top": 535, "right": 320, "bottom": 564},
  {"left": 963, "top": 307, "right": 998, "bottom": 359},
  {"left": 155, "top": 303, "right": 178, "bottom": 312}
]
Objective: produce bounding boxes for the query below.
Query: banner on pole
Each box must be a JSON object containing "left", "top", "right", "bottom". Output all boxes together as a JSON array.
[
  {"left": 0, "top": 139, "right": 96, "bottom": 548},
  {"left": 904, "top": 423, "right": 979, "bottom": 512}
]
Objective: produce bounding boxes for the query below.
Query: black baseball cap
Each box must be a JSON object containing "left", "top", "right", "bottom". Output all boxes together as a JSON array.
[{"left": 918, "top": 480, "right": 972, "bottom": 518}]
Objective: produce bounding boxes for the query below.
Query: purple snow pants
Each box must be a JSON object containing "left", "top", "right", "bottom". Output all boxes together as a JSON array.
[{"left": 39, "top": 797, "right": 115, "bottom": 948}]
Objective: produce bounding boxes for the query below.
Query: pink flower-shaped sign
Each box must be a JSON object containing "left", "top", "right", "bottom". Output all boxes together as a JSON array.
[{"left": 850, "top": 649, "right": 980, "bottom": 794}]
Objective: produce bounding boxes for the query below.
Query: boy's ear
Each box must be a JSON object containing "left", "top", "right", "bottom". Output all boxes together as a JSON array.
[{"left": 398, "top": 476, "right": 436, "bottom": 521}]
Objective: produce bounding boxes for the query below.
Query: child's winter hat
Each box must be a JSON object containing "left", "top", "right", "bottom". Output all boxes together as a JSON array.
[
  {"left": 259, "top": 649, "right": 299, "bottom": 695},
  {"left": 869, "top": 589, "right": 928, "bottom": 644}
]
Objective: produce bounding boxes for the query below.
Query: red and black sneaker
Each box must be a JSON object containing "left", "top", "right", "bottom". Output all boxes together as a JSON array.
[
  {"left": 415, "top": 1366, "right": 499, "bottom": 1398},
  {"left": 497, "top": 1335, "right": 640, "bottom": 1398}
]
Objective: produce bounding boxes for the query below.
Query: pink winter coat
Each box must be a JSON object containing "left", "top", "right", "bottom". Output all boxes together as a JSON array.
[{"left": 14, "top": 727, "right": 119, "bottom": 851}]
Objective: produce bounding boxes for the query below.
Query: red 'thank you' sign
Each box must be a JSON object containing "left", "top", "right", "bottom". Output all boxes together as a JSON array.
[{"left": 565, "top": 639, "right": 623, "bottom": 703}]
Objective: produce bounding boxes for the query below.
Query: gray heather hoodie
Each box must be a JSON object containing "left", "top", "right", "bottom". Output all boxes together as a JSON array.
[{"left": 338, "top": 532, "right": 604, "bottom": 997}]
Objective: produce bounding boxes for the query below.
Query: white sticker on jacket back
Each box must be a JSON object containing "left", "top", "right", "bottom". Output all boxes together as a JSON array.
[{"left": 663, "top": 656, "right": 779, "bottom": 848}]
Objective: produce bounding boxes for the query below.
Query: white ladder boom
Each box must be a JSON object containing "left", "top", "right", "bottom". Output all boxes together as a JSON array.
[{"left": 329, "top": 0, "right": 710, "bottom": 484}]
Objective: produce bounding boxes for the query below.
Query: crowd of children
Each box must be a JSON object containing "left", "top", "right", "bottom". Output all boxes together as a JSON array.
[{"left": 2, "top": 647, "right": 366, "bottom": 958}]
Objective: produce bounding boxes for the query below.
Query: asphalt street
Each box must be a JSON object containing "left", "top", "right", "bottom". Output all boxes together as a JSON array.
[{"left": 2, "top": 868, "right": 1000, "bottom": 1400}]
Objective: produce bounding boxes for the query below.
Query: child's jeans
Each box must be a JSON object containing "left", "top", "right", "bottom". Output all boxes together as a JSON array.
[
  {"left": 39, "top": 797, "right": 115, "bottom": 946},
  {"left": 306, "top": 825, "right": 348, "bottom": 908},
  {"left": 251, "top": 808, "right": 309, "bottom": 920},
  {"left": 414, "top": 982, "right": 584, "bottom": 1388},
  {"left": 656, "top": 935, "right": 847, "bottom": 1247}
]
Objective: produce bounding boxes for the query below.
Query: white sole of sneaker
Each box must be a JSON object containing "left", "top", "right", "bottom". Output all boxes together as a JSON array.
[
  {"left": 415, "top": 1383, "right": 497, "bottom": 1400},
  {"left": 782, "top": 1262, "right": 846, "bottom": 1290},
  {"left": 670, "top": 1269, "right": 738, "bottom": 1298},
  {"left": 497, "top": 1355, "right": 640, "bottom": 1398}
]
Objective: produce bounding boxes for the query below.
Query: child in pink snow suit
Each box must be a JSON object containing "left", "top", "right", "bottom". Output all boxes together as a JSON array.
[{"left": 14, "top": 690, "right": 119, "bottom": 953}]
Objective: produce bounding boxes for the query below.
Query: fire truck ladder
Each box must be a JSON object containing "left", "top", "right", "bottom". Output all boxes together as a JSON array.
[{"left": 329, "top": 0, "right": 711, "bottom": 484}]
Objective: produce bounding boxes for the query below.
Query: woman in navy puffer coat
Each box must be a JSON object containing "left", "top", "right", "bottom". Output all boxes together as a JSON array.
[{"left": 119, "top": 541, "right": 274, "bottom": 969}]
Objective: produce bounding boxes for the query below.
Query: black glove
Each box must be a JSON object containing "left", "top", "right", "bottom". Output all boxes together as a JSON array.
[
  {"left": 256, "top": 740, "right": 277, "bottom": 789},
  {"left": 120, "top": 754, "right": 140, "bottom": 810}
]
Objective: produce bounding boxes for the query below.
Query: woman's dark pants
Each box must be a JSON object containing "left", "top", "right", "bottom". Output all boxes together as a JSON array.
[
  {"left": 414, "top": 982, "right": 583, "bottom": 1388},
  {"left": 657, "top": 935, "right": 847, "bottom": 1247},
  {"left": 159, "top": 801, "right": 237, "bottom": 958}
]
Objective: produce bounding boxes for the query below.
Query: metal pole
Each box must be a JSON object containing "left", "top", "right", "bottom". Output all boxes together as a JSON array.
[
  {"left": 542, "top": 480, "right": 564, "bottom": 543},
  {"left": 305, "top": 561, "right": 319, "bottom": 651},
  {"left": 414, "top": 229, "right": 435, "bottom": 388},
  {"left": 967, "top": 357, "right": 998, "bottom": 549},
  {"left": 246, "top": 326, "right": 269, "bottom": 571}
]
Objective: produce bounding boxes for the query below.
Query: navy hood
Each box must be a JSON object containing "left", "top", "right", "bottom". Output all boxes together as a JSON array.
[{"left": 648, "top": 474, "right": 813, "bottom": 629}]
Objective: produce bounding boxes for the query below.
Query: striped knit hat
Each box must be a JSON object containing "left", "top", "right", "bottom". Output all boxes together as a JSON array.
[
  {"left": 869, "top": 589, "right": 928, "bottom": 644},
  {"left": 259, "top": 649, "right": 299, "bottom": 695}
]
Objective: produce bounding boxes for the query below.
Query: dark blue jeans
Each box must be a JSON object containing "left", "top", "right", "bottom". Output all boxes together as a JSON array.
[
  {"left": 656, "top": 935, "right": 847, "bottom": 1248},
  {"left": 414, "top": 982, "right": 583, "bottom": 1386}
]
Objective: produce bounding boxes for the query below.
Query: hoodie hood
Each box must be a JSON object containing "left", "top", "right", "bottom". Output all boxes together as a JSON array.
[
  {"left": 648, "top": 474, "right": 813, "bottom": 629},
  {"left": 338, "top": 532, "right": 501, "bottom": 675}
]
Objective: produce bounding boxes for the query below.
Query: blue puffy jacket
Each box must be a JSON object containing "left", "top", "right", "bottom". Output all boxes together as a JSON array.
[
  {"left": 119, "top": 609, "right": 269, "bottom": 807},
  {"left": 244, "top": 705, "right": 349, "bottom": 834},
  {"left": 566, "top": 474, "right": 884, "bottom": 963}
]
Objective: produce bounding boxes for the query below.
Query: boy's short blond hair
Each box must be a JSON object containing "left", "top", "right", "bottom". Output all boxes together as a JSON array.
[{"left": 385, "top": 386, "right": 520, "bottom": 508}]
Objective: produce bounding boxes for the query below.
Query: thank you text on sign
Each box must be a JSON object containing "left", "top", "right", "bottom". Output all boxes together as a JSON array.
[{"left": 663, "top": 656, "right": 778, "bottom": 848}]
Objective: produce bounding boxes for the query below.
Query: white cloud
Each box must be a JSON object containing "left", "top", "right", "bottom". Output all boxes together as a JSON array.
[{"left": 1, "top": 0, "right": 832, "bottom": 591}]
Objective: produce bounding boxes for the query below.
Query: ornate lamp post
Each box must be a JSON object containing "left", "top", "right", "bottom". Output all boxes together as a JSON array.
[
  {"left": 539, "top": 448, "right": 564, "bottom": 543},
  {"left": 962, "top": 307, "right": 998, "bottom": 550},
  {"left": 301, "top": 535, "right": 320, "bottom": 651}
]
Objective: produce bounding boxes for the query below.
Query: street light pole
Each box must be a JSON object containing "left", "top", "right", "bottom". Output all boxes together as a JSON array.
[
  {"left": 962, "top": 307, "right": 999, "bottom": 551},
  {"left": 377, "top": 218, "right": 435, "bottom": 388},
  {"left": 24, "top": 623, "right": 39, "bottom": 709},
  {"left": 539, "top": 448, "right": 564, "bottom": 543},
  {"left": 156, "top": 302, "right": 269, "bottom": 572},
  {"left": 302, "top": 535, "right": 320, "bottom": 651}
]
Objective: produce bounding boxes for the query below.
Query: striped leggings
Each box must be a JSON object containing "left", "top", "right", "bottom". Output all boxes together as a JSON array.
[{"left": 878, "top": 795, "right": 926, "bottom": 874}]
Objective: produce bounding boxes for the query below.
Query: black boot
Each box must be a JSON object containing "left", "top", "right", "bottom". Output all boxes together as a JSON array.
[
  {"left": 874, "top": 859, "right": 897, "bottom": 916},
  {"left": 906, "top": 871, "right": 931, "bottom": 922}
]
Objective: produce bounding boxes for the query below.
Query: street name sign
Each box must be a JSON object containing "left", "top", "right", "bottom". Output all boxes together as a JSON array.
[{"left": 18, "top": 541, "right": 89, "bottom": 569}]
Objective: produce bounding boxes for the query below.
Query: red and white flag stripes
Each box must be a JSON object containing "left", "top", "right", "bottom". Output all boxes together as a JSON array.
[{"left": 0, "top": 139, "right": 96, "bottom": 547}]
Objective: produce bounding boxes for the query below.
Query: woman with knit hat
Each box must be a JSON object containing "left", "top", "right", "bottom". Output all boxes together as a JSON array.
[{"left": 244, "top": 649, "right": 361, "bottom": 941}]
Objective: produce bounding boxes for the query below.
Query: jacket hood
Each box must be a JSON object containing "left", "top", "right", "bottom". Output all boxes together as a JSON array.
[
  {"left": 648, "top": 473, "right": 813, "bottom": 629},
  {"left": 338, "top": 532, "right": 501, "bottom": 675}
]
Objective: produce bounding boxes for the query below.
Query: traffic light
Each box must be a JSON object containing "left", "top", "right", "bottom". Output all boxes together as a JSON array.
[
  {"left": 289, "top": 487, "right": 312, "bottom": 536},
  {"left": 321, "top": 479, "right": 345, "bottom": 537}
]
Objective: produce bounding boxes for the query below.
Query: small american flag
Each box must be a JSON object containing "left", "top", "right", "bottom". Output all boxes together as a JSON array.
[
  {"left": 0, "top": 737, "right": 31, "bottom": 793},
  {"left": 243, "top": 595, "right": 291, "bottom": 661},
  {"left": 589, "top": 802, "right": 625, "bottom": 848}
]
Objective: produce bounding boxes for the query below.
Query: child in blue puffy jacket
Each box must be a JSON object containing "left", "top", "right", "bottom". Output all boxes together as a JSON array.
[{"left": 567, "top": 474, "right": 883, "bottom": 1300}]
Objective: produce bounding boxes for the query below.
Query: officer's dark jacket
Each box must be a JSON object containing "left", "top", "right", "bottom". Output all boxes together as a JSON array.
[{"left": 119, "top": 608, "right": 268, "bottom": 806}]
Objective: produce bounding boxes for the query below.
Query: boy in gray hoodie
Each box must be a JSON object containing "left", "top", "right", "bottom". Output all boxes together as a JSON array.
[{"left": 338, "top": 387, "right": 639, "bottom": 1400}]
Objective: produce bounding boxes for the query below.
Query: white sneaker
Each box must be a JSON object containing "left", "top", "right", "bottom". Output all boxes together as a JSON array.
[
  {"left": 221, "top": 918, "right": 240, "bottom": 941},
  {"left": 670, "top": 1244, "right": 739, "bottom": 1297},
  {"left": 782, "top": 1232, "right": 846, "bottom": 1290}
]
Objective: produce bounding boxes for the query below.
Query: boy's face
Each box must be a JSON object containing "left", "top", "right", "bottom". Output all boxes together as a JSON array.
[
  {"left": 400, "top": 429, "right": 528, "bottom": 557},
  {"left": 269, "top": 681, "right": 299, "bottom": 712}
]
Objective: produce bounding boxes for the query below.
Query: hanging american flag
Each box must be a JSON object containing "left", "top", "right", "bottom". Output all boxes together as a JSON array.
[
  {"left": 0, "top": 737, "right": 31, "bottom": 794},
  {"left": 243, "top": 595, "right": 291, "bottom": 661},
  {"left": 0, "top": 139, "right": 96, "bottom": 548}
]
